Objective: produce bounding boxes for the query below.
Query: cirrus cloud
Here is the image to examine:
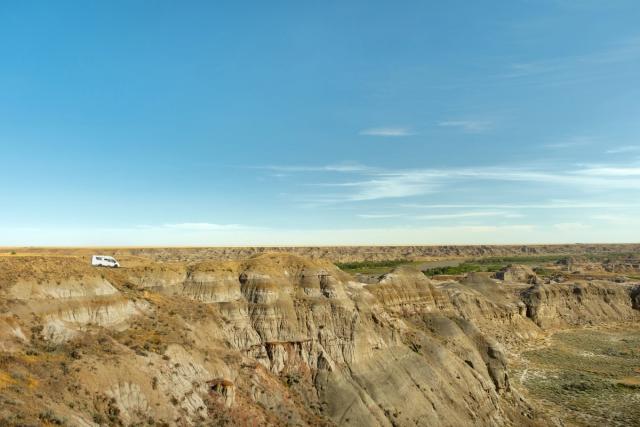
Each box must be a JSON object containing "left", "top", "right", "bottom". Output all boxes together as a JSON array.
[
  {"left": 359, "top": 127, "right": 414, "bottom": 137},
  {"left": 162, "top": 223, "right": 249, "bottom": 231}
]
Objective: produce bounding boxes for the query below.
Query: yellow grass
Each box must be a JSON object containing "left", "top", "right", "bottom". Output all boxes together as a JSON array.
[
  {"left": 18, "top": 352, "right": 65, "bottom": 364},
  {"left": 618, "top": 376, "right": 640, "bottom": 386},
  {"left": 27, "top": 376, "right": 39, "bottom": 389},
  {"left": 142, "top": 291, "right": 171, "bottom": 306},
  {"left": 0, "top": 370, "right": 17, "bottom": 389}
]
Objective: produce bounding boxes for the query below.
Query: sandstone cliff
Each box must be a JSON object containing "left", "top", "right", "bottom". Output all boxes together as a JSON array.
[{"left": 521, "top": 281, "right": 639, "bottom": 329}]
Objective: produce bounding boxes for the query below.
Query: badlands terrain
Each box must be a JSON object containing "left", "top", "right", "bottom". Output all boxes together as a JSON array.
[{"left": 0, "top": 245, "right": 639, "bottom": 426}]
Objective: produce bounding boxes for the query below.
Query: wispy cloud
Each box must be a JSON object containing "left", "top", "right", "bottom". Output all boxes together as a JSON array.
[
  {"left": 438, "top": 120, "right": 492, "bottom": 133},
  {"left": 356, "top": 213, "right": 404, "bottom": 219},
  {"left": 402, "top": 201, "right": 640, "bottom": 209},
  {"left": 262, "top": 163, "right": 371, "bottom": 173},
  {"left": 591, "top": 214, "right": 640, "bottom": 225},
  {"left": 606, "top": 146, "right": 640, "bottom": 154},
  {"left": 572, "top": 166, "right": 640, "bottom": 177},
  {"left": 282, "top": 161, "right": 640, "bottom": 205},
  {"left": 359, "top": 127, "right": 414, "bottom": 137},
  {"left": 502, "top": 36, "right": 640, "bottom": 85},
  {"left": 342, "top": 166, "right": 640, "bottom": 202},
  {"left": 318, "top": 171, "right": 440, "bottom": 201},
  {"left": 544, "top": 136, "right": 594, "bottom": 149},
  {"left": 455, "top": 224, "right": 535, "bottom": 233},
  {"left": 162, "top": 222, "right": 250, "bottom": 231},
  {"left": 356, "top": 211, "right": 524, "bottom": 221},
  {"left": 553, "top": 222, "right": 591, "bottom": 231},
  {"left": 414, "top": 211, "right": 523, "bottom": 220}
]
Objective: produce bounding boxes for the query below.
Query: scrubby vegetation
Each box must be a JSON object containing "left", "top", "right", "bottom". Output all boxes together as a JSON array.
[
  {"left": 424, "top": 262, "right": 561, "bottom": 277},
  {"left": 582, "top": 251, "right": 638, "bottom": 262},
  {"left": 335, "top": 259, "right": 414, "bottom": 274},
  {"left": 337, "top": 252, "right": 640, "bottom": 278},
  {"left": 423, "top": 263, "right": 502, "bottom": 277},
  {"left": 514, "top": 328, "right": 640, "bottom": 426},
  {"left": 338, "top": 254, "right": 579, "bottom": 276},
  {"left": 471, "top": 254, "right": 565, "bottom": 264},
  {"left": 424, "top": 255, "right": 575, "bottom": 277},
  {"left": 337, "top": 254, "right": 574, "bottom": 277}
]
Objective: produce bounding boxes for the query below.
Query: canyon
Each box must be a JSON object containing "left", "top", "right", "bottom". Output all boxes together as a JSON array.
[{"left": 0, "top": 247, "right": 638, "bottom": 426}]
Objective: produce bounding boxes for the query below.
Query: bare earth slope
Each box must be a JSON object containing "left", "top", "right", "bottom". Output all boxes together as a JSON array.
[{"left": 0, "top": 251, "right": 638, "bottom": 426}]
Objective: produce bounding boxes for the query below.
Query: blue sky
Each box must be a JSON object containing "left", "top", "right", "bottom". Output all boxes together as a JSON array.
[{"left": 1, "top": 0, "right": 640, "bottom": 245}]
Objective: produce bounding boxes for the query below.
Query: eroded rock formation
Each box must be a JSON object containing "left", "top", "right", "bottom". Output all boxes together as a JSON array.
[
  {"left": 0, "top": 252, "right": 637, "bottom": 426},
  {"left": 521, "top": 281, "right": 639, "bottom": 329}
]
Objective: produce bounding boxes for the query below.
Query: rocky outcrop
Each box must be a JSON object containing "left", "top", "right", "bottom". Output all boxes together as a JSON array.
[
  {"left": 1, "top": 252, "right": 638, "bottom": 426},
  {"left": 42, "top": 297, "right": 145, "bottom": 343},
  {"left": 134, "top": 244, "right": 637, "bottom": 263},
  {"left": 126, "top": 263, "right": 187, "bottom": 290},
  {"left": 0, "top": 257, "right": 145, "bottom": 344},
  {"left": 105, "top": 382, "right": 152, "bottom": 425},
  {"left": 172, "top": 257, "right": 535, "bottom": 425},
  {"left": 521, "top": 281, "right": 639, "bottom": 328},
  {"left": 0, "top": 317, "right": 28, "bottom": 352},
  {"left": 435, "top": 278, "right": 540, "bottom": 346},
  {"left": 364, "top": 267, "right": 448, "bottom": 315},
  {"left": 183, "top": 262, "right": 243, "bottom": 303},
  {"left": 14, "top": 244, "right": 639, "bottom": 263},
  {"left": 494, "top": 265, "right": 538, "bottom": 284},
  {"left": 631, "top": 285, "right": 640, "bottom": 310}
]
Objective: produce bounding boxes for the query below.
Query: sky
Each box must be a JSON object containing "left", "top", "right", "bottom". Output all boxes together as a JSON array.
[{"left": 1, "top": 0, "right": 640, "bottom": 246}]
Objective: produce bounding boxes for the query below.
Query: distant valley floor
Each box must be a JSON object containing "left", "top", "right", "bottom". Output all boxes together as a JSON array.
[{"left": 512, "top": 325, "right": 640, "bottom": 427}]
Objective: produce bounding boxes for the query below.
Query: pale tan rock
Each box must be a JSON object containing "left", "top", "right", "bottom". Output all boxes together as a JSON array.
[
  {"left": 2, "top": 252, "right": 637, "bottom": 426},
  {"left": 494, "top": 265, "right": 538, "bottom": 284},
  {"left": 521, "top": 281, "right": 639, "bottom": 328}
]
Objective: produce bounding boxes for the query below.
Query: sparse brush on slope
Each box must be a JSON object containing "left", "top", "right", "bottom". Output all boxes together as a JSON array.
[{"left": 0, "top": 251, "right": 639, "bottom": 426}]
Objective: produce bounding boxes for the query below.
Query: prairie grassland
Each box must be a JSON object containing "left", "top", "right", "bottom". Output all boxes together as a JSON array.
[{"left": 513, "top": 327, "right": 640, "bottom": 426}]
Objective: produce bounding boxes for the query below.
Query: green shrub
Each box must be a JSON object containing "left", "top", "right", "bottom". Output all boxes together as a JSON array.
[
  {"left": 335, "top": 259, "right": 409, "bottom": 271},
  {"left": 423, "top": 263, "right": 482, "bottom": 276},
  {"left": 424, "top": 262, "right": 503, "bottom": 276}
]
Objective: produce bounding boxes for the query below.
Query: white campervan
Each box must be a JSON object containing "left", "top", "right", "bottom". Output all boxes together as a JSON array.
[{"left": 91, "top": 255, "right": 120, "bottom": 268}]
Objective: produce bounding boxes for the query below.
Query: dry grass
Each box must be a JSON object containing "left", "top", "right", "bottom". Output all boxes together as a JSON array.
[
  {"left": 514, "top": 326, "right": 640, "bottom": 426},
  {"left": 0, "top": 370, "right": 17, "bottom": 389},
  {"left": 617, "top": 376, "right": 640, "bottom": 388}
]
